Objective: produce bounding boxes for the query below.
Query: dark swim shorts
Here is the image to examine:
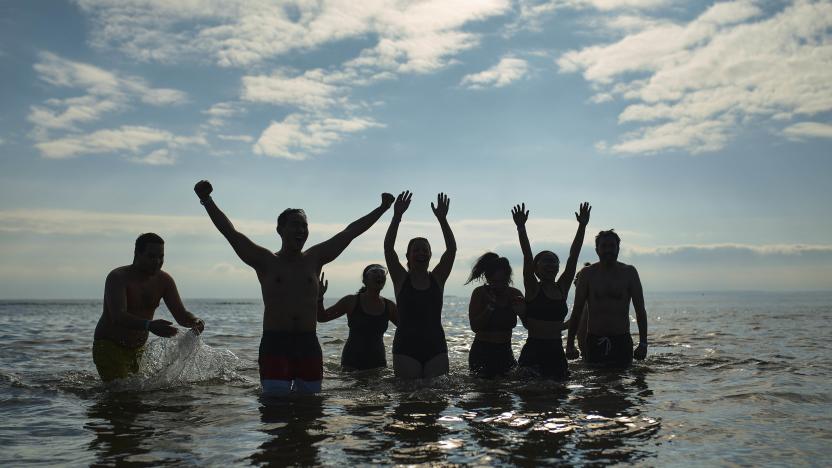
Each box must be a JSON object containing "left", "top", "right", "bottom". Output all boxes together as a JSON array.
[
  {"left": 584, "top": 332, "right": 633, "bottom": 368},
  {"left": 258, "top": 331, "right": 323, "bottom": 386}
]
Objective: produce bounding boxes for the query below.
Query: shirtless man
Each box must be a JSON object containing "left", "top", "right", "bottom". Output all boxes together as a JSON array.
[
  {"left": 194, "top": 180, "right": 394, "bottom": 395},
  {"left": 565, "top": 230, "right": 648, "bottom": 368},
  {"left": 93, "top": 233, "right": 205, "bottom": 382}
]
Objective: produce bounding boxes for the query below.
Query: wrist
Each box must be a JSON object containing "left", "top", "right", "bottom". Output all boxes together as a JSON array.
[
  {"left": 199, "top": 196, "right": 212, "bottom": 205},
  {"left": 516, "top": 225, "right": 526, "bottom": 231},
  {"left": 639, "top": 339, "right": 648, "bottom": 346}
]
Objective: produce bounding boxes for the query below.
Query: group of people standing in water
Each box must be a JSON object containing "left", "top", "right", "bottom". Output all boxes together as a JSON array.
[{"left": 92, "top": 180, "right": 648, "bottom": 396}]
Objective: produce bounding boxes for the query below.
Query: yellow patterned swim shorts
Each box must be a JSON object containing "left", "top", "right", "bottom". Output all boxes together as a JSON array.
[{"left": 92, "top": 339, "right": 145, "bottom": 382}]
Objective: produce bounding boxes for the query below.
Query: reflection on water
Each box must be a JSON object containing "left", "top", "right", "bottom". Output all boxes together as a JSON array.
[
  {"left": 251, "top": 396, "right": 326, "bottom": 466},
  {"left": 2, "top": 294, "right": 831, "bottom": 465}
]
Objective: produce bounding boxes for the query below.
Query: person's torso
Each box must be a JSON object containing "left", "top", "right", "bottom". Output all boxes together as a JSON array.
[
  {"left": 95, "top": 267, "right": 165, "bottom": 348},
  {"left": 258, "top": 252, "right": 320, "bottom": 332},
  {"left": 347, "top": 295, "right": 390, "bottom": 339},
  {"left": 395, "top": 273, "right": 443, "bottom": 332},
  {"left": 586, "top": 264, "right": 632, "bottom": 335}
]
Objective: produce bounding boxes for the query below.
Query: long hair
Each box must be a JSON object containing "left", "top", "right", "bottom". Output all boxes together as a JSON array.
[{"left": 465, "top": 252, "right": 512, "bottom": 285}]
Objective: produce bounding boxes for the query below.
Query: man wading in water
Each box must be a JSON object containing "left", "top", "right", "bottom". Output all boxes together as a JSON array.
[
  {"left": 194, "top": 180, "right": 394, "bottom": 395},
  {"left": 565, "top": 230, "right": 648, "bottom": 368},
  {"left": 93, "top": 233, "right": 205, "bottom": 382}
]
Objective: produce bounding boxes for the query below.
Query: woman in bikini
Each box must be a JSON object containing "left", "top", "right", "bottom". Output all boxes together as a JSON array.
[
  {"left": 384, "top": 191, "right": 457, "bottom": 379},
  {"left": 511, "top": 201, "right": 590, "bottom": 379},
  {"left": 317, "top": 264, "right": 398, "bottom": 371}
]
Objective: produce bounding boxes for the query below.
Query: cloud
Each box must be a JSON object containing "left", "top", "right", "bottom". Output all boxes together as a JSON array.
[
  {"left": 29, "top": 52, "right": 188, "bottom": 134},
  {"left": 202, "top": 101, "right": 246, "bottom": 128},
  {"left": 241, "top": 70, "right": 343, "bottom": 109},
  {"left": 782, "top": 122, "right": 832, "bottom": 141},
  {"left": 76, "top": 0, "right": 511, "bottom": 72},
  {"left": 557, "top": 0, "right": 832, "bottom": 154},
  {"left": 217, "top": 134, "right": 254, "bottom": 143},
  {"left": 507, "top": 0, "right": 670, "bottom": 34},
  {"left": 130, "top": 148, "right": 176, "bottom": 165},
  {"left": 253, "top": 113, "right": 383, "bottom": 160},
  {"left": 461, "top": 57, "right": 529, "bottom": 89},
  {"left": 33, "top": 125, "right": 206, "bottom": 160}
]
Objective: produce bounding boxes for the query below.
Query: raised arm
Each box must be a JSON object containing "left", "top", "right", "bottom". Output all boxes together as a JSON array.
[
  {"left": 512, "top": 203, "right": 537, "bottom": 296},
  {"left": 194, "top": 180, "right": 272, "bottom": 270},
  {"left": 430, "top": 193, "right": 457, "bottom": 287},
  {"left": 308, "top": 193, "right": 394, "bottom": 266},
  {"left": 105, "top": 272, "right": 177, "bottom": 337},
  {"left": 565, "top": 268, "right": 590, "bottom": 359},
  {"left": 630, "top": 267, "right": 648, "bottom": 360},
  {"left": 384, "top": 191, "right": 411, "bottom": 291},
  {"left": 556, "top": 202, "right": 591, "bottom": 293},
  {"left": 161, "top": 272, "right": 204, "bottom": 333},
  {"left": 318, "top": 293, "right": 355, "bottom": 323}
]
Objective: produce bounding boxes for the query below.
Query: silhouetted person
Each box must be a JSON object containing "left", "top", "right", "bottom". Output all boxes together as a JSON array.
[
  {"left": 93, "top": 233, "right": 204, "bottom": 382},
  {"left": 511, "top": 202, "right": 591, "bottom": 379},
  {"left": 384, "top": 191, "right": 456, "bottom": 379},
  {"left": 565, "top": 230, "right": 648, "bottom": 367},
  {"left": 466, "top": 252, "right": 525, "bottom": 378},
  {"left": 316, "top": 264, "right": 399, "bottom": 370},
  {"left": 573, "top": 262, "right": 592, "bottom": 357},
  {"left": 194, "top": 180, "right": 393, "bottom": 394}
]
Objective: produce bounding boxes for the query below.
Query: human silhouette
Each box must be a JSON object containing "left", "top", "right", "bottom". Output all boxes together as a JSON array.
[
  {"left": 511, "top": 202, "right": 591, "bottom": 379},
  {"left": 194, "top": 180, "right": 393, "bottom": 394},
  {"left": 465, "top": 252, "right": 525, "bottom": 378},
  {"left": 384, "top": 191, "right": 457, "bottom": 379},
  {"left": 317, "top": 264, "right": 398, "bottom": 370}
]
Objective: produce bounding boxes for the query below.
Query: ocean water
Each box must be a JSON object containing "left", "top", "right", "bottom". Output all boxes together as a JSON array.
[{"left": 1, "top": 292, "right": 831, "bottom": 466}]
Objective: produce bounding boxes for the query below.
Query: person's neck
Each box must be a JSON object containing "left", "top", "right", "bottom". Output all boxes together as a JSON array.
[
  {"left": 409, "top": 268, "right": 429, "bottom": 279},
  {"left": 278, "top": 245, "right": 302, "bottom": 259},
  {"left": 128, "top": 263, "right": 154, "bottom": 278},
  {"left": 361, "top": 289, "right": 382, "bottom": 300},
  {"left": 600, "top": 260, "right": 617, "bottom": 269}
]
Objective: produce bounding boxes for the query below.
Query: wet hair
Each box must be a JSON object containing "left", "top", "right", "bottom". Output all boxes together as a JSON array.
[
  {"left": 595, "top": 229, "right": 621, "bottom": 248},
  {"left": 277, "top": 208, "right": 307, "bottom": 228},
  {"left": 465, "top": 252, "right": 512, "bottom": 285},
  {"left": 533, "top": 250, "right": 560, "bottom": 267},
  {"left": 135, "top": 233, "right": 164, "bottom": 254},
  {"left": 357, "top": 263, "right": 386, "bottom": 294}
]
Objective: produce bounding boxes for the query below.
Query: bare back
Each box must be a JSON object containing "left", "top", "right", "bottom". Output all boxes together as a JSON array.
[{"left": 583, "top": 262, "right": 638, "bottom": 336}]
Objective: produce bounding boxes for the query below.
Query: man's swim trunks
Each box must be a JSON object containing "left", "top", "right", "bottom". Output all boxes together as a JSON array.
[
  {"left": 92, "top": 339, "right": 145, "bottom": 382},
  {"left": 584, "top": 332, "right": 633, "bottom": 368},
  {"left": 258, "top": 331, "right": 323, "bottom": 387}
]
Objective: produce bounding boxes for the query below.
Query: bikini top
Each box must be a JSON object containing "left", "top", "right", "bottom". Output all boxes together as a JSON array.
[
  {"left": 347, "top": 295, "right": 391, "bottom": 338},
  {"left": 396, "top": 273, "right": 443, "bottom": 331},
  {"left": 525, "top": 282, "right": 569, "bottom": 322}
]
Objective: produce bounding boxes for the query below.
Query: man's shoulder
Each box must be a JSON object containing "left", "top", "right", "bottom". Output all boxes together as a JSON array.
[
  {"left": 617, "top": 262, "right": 639, "bottom": 275},
  {"left": 106, "top": 265, "right": 130, "bottom": 280}
]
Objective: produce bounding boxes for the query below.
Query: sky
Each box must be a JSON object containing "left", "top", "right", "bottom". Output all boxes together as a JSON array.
[{"left": 1, "top": 0, "right": 831, "bottom": 299}]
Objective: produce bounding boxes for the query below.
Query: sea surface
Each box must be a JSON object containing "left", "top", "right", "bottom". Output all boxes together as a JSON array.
[{"left": 1, "top": 292, "right": 831, "bottom": 466}]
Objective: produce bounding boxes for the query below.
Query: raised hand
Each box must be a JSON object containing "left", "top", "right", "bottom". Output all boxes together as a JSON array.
[
  {"left": 381, "top": 193, "right": 395, "bottom": 210},
  {"left": 575, "top": 202, "right": 591, "bottom": 226},
  {"left": 512, "top": 203, "right": 529, "bottom": 227},
  {"left": 431, "top": 193, "right": 450, "bottom": 220},
  {"left": 393, "top": 191, "right": 412, "bottom": 217},
  {"left": 148, "top": 319, "right": 178, "bottom": 338},
  {"left": 194, "top": 180, "right": 213, "bottom": 201},
  {"left": 318, "top": 272, "right": 328, "bottom": 299}
]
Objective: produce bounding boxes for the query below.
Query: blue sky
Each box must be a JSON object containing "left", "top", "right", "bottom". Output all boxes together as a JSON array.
[{"left": 1, "top": 0, "right": 831, "bottom": 299}]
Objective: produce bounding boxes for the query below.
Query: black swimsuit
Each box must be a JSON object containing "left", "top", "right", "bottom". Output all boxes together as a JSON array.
[
  {"left": 518, "top": 283, "right": 569, "bottom": 379},
  {"left": 468, "top": 298, "right": 517, "bottom": 377},
  {"left": 340, "top": 297, "right": 392, "bottom": 370},
  {"left": 392, "top": 273, "right": 447, "bottom": 365}
]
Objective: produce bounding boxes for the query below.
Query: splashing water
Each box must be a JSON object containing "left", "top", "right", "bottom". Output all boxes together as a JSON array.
[{"left": 118, "top": 330, "right": 245, "bottom": 390}]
